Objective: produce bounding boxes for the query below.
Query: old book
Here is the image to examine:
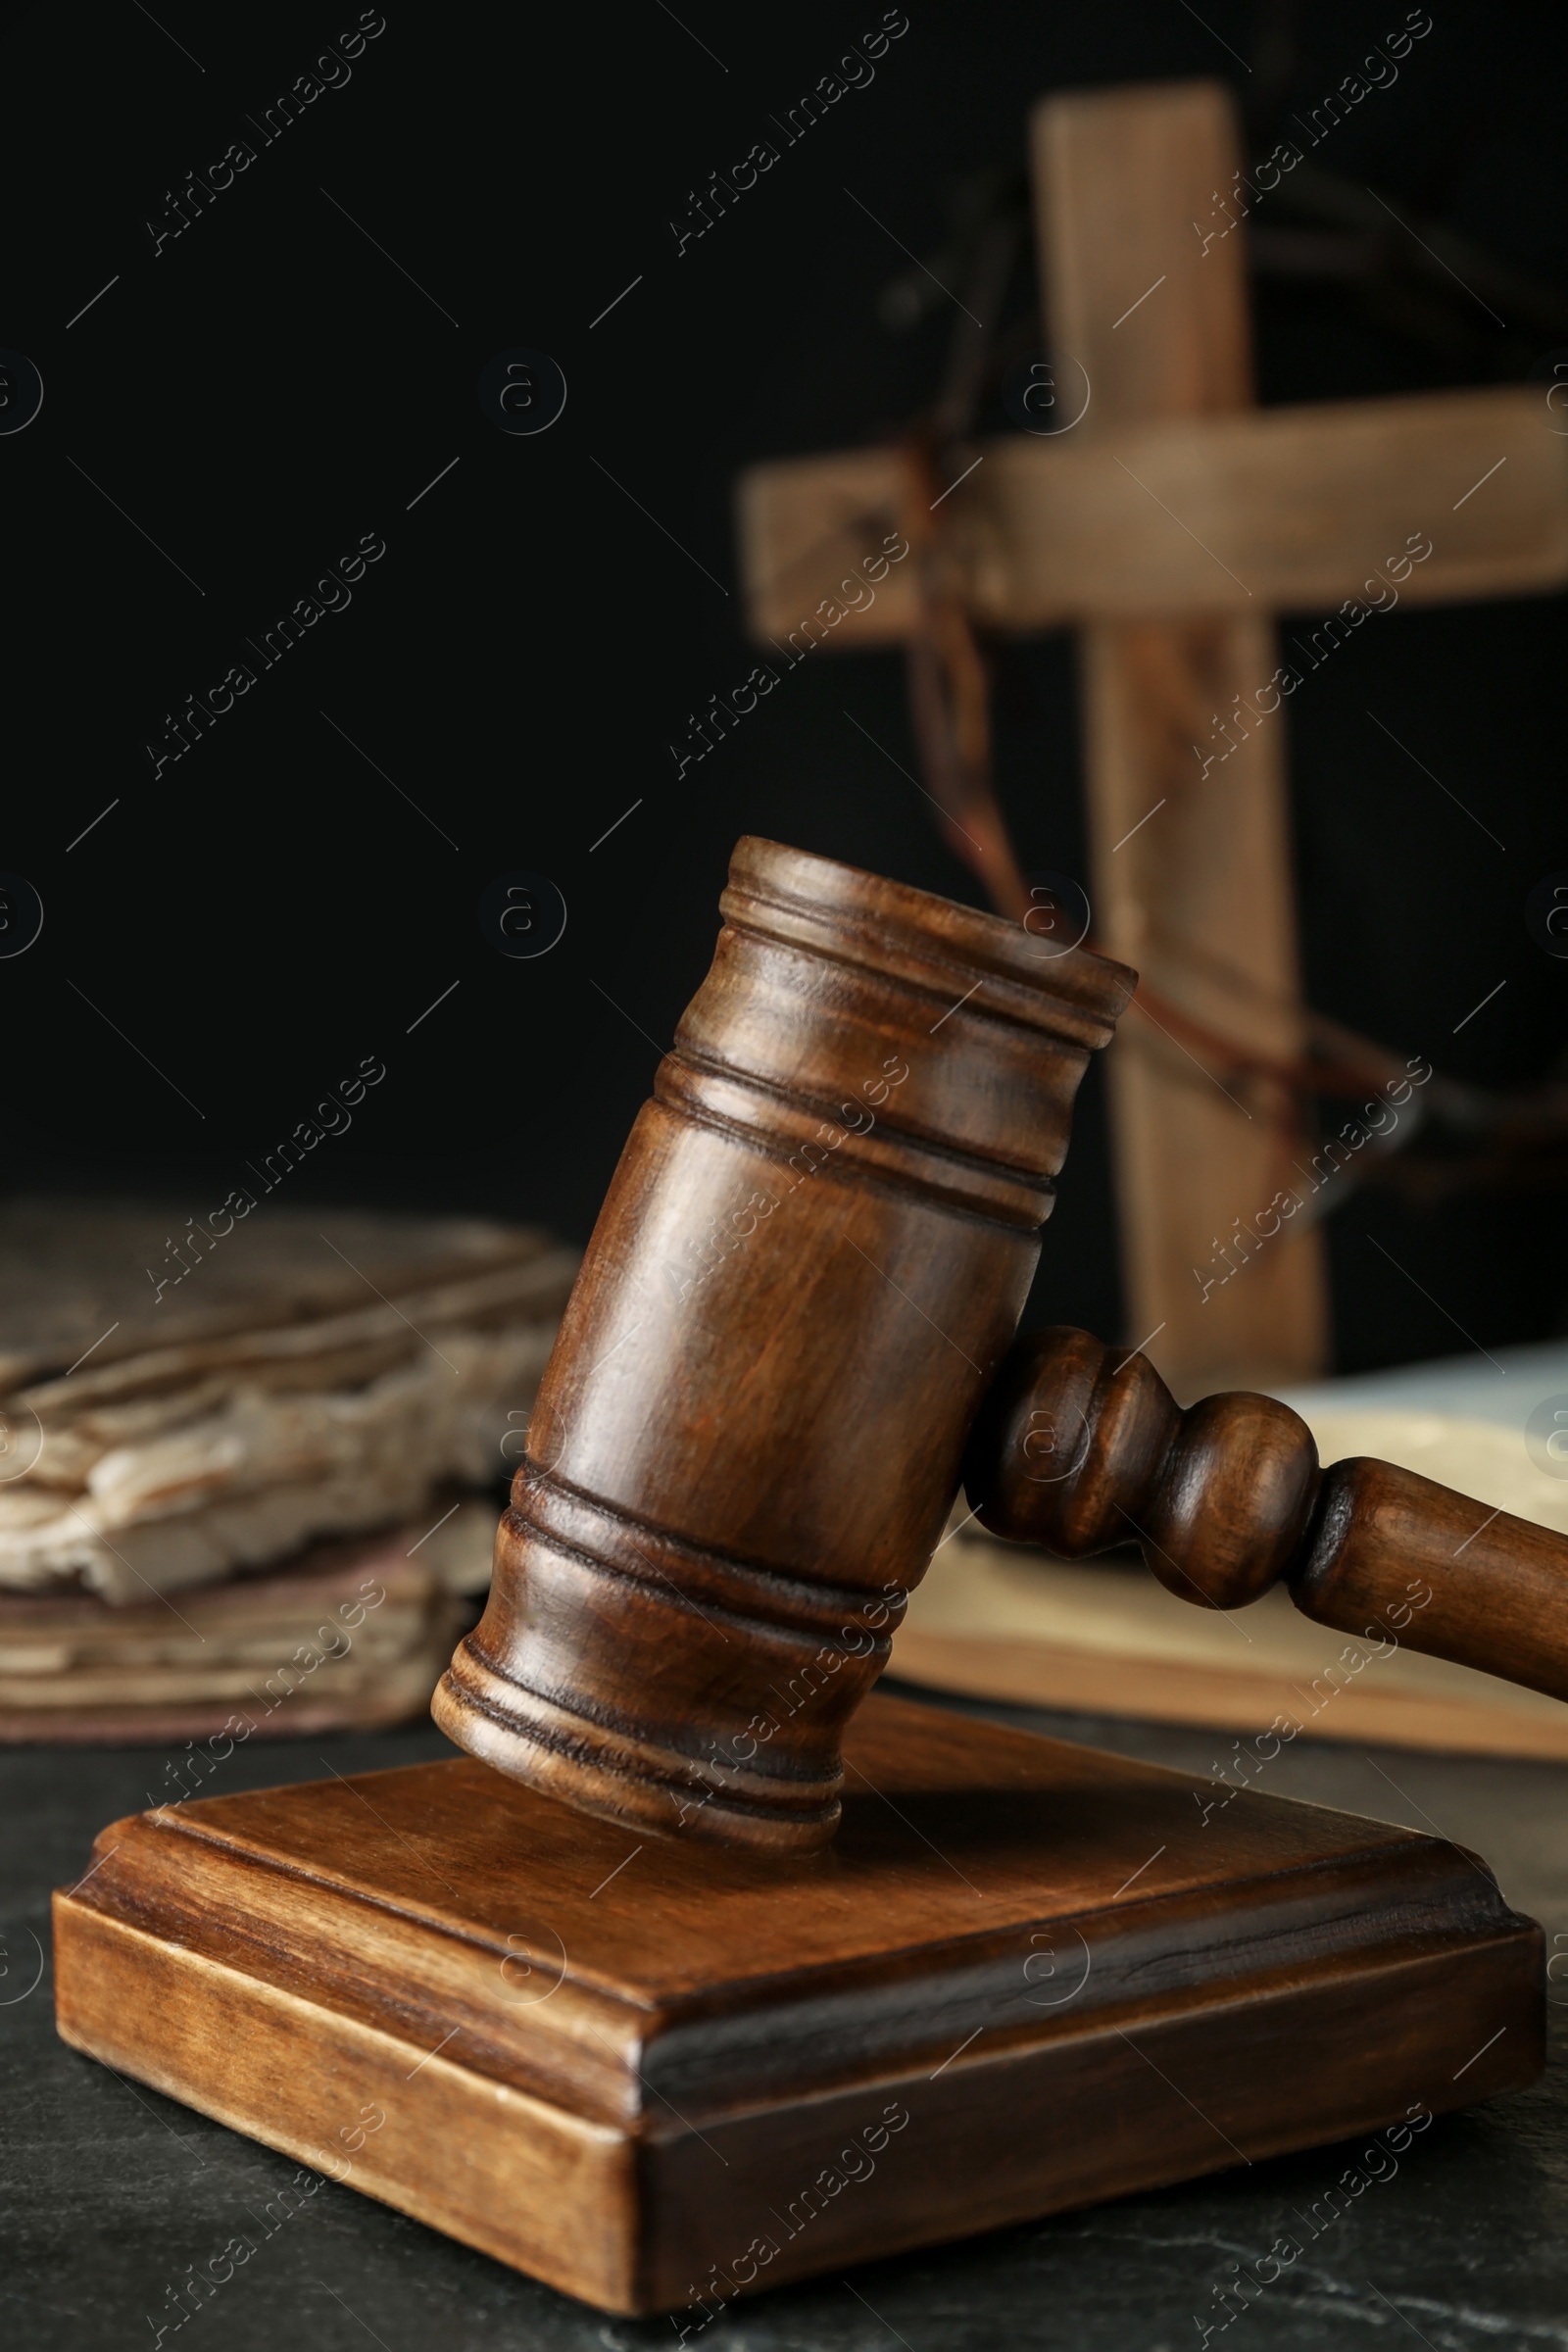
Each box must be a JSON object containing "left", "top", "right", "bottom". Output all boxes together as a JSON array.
[
  {"left": 0, "top": 1200, "right": 576, "bottom": 1601},
  {"left": 0, "top": 1195, "right": 562, "bottom": 1391},
  {"left": 0, "top": 1515, "right": 483, "bottom": 1743}
]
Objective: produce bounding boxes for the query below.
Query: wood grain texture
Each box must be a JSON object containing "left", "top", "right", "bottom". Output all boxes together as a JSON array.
[
  {"left": 1041, "top": 80, "right": 1253, "bottom": 424},
  {"left": 1294, "top": 1456, "right": 1568, "bottom": 1700},
  {"left": 434, "top": 839, "right": 1134, "bottom": 1852},
  {"left": 737, "top": 391, "right": 1568, "bottom": 642},
  {"left": 1075, "top": 613, "right": 1326, "bottom": 1397},
  {"left": 965, "top": 1326, "right": 1568, "bottom": 1703},
  {"left": 1033, "top": 80, "right": 1329, "bottom": 1396},
  {"left": 52, "top": 1690, "right": 1543, "bottom": 2316}
]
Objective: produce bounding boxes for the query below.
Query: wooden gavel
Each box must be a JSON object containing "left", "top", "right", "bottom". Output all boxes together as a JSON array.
[{"left": 436, "top": 838, "right": 1568, "bottom": 1850}]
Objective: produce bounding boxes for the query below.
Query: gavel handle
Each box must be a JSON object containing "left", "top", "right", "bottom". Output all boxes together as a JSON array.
[{"left": 960, "top": 1326, "right": 1568, "bottom": 1706}]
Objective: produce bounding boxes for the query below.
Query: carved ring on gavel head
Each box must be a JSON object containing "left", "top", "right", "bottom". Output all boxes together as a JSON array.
[{"left": 433, "top": 838, "right": 1137, "bottom": 1851}]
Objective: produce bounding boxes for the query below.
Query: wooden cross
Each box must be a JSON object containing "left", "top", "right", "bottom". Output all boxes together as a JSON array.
[{"left": 736, "top": 80, "right": 1568, "bottom": 1398}]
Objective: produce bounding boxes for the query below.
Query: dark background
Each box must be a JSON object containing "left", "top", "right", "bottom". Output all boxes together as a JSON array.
[{"left": 7, "top": 0, "right": 1567, "bottom": 1371}]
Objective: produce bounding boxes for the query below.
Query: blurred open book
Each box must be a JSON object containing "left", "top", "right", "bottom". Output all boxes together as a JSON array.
[{"left": 893, "top": 1342, "right": 1568, "bottom": 1758}]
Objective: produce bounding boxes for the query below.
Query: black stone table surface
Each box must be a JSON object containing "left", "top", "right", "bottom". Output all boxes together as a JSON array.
[{"left": 5, "top": 1684, "right": 1566, "bottom": 2351}]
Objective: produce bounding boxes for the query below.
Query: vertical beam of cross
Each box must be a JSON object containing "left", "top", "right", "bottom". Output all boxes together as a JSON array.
[{"left": 1034, "top": 81, "right": 1329, "bottom": 1396}]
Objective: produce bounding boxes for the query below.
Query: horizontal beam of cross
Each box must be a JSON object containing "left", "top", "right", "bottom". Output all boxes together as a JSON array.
[{"left": 738, "top": 388, "right": 1568, "bottom": 645}]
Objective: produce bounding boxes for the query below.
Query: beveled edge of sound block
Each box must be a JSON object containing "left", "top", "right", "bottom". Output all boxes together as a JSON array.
[{"left": 51, "top": 1692, "right": 1544, "bottom": 2317}]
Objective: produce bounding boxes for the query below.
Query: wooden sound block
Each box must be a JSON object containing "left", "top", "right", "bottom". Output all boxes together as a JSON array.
[{"left": 53, "top": 1692, "right": 1542, "bottom": 2318}]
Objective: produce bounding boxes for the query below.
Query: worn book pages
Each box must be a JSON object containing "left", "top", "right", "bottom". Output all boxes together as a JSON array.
[
  {"left": 0, "top": 1197, "right": 561, "bottom": 1392},
  {"left": 0, "top": 1521, "right": 469, "bottom": 1742},
  {"left": 0, "top": 1200, "right": 576, "bottom": 1601}
]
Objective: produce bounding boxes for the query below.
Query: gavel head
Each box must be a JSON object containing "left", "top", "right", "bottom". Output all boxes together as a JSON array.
[{"left": 434, "top": 839, "right": 1134, "bottom": 1851}]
